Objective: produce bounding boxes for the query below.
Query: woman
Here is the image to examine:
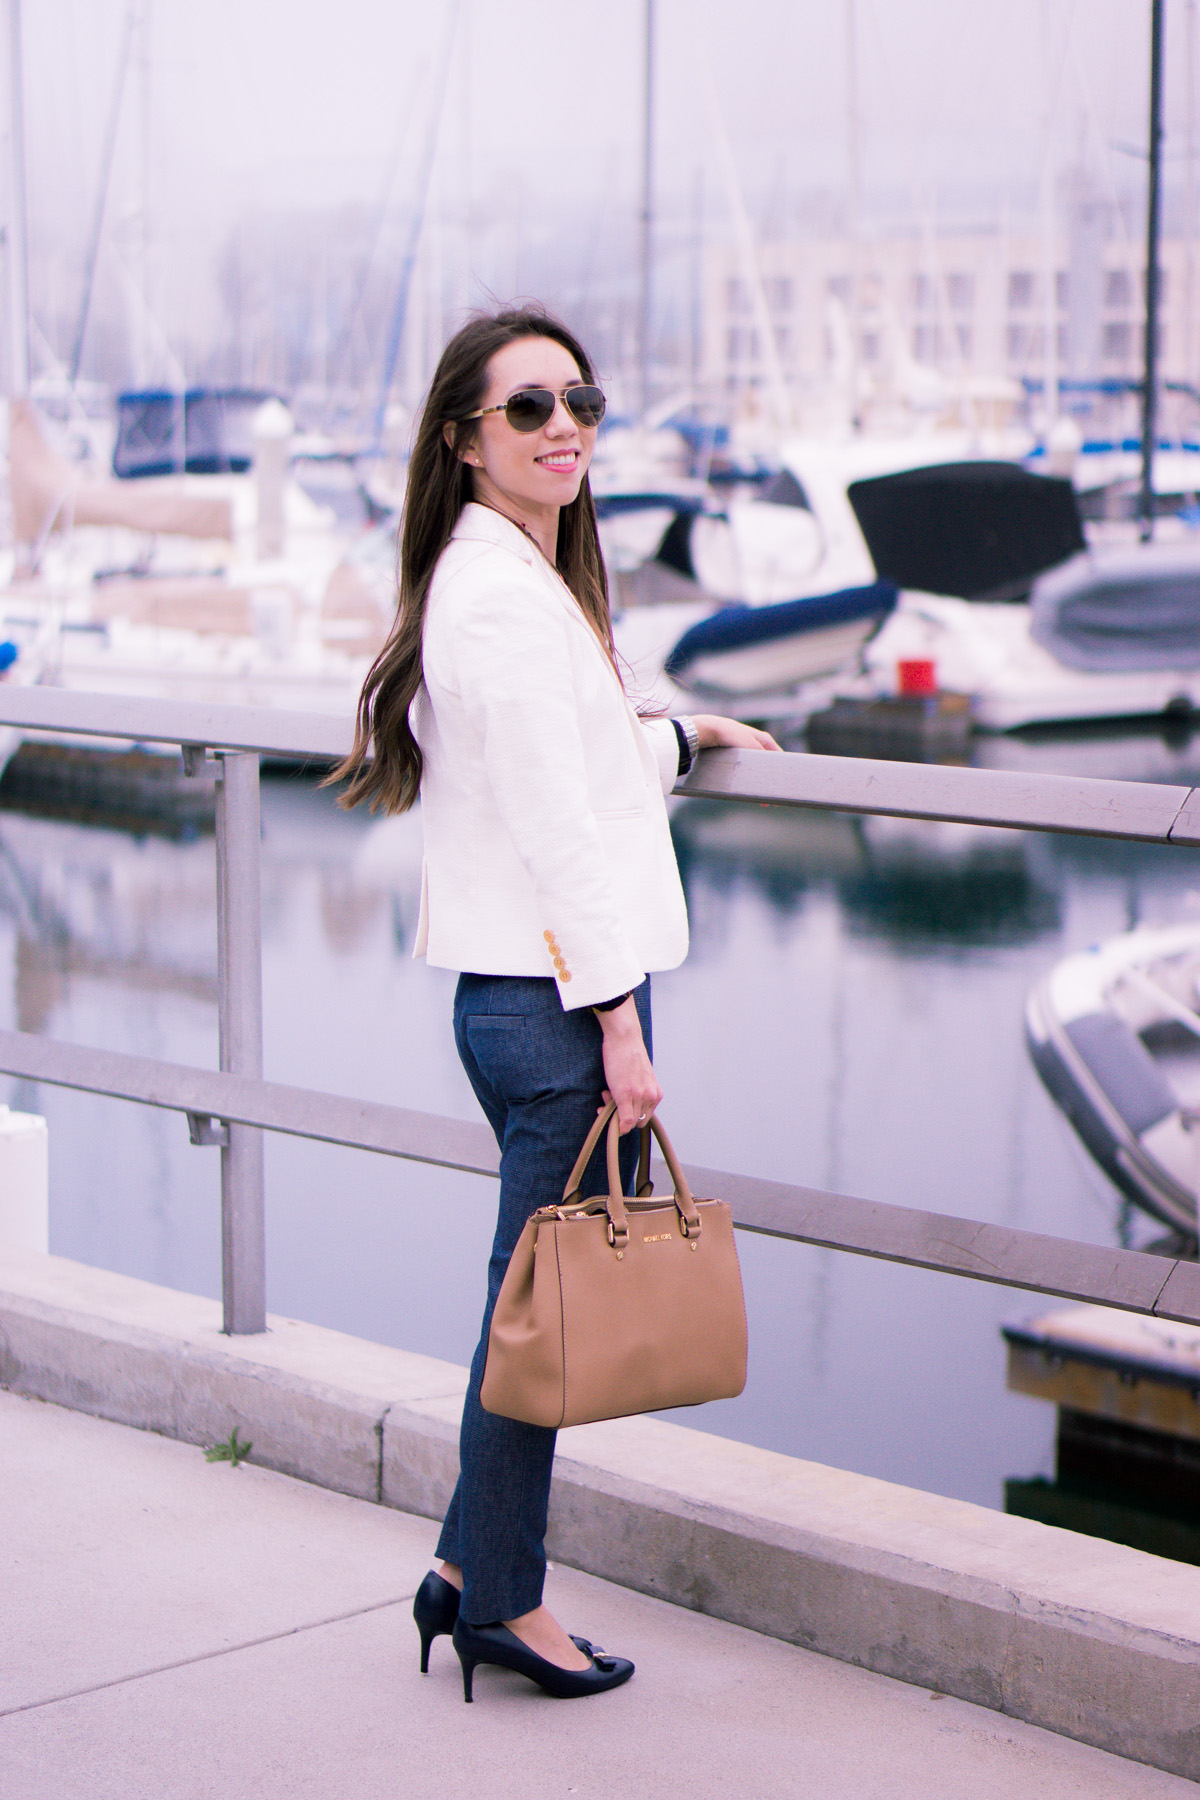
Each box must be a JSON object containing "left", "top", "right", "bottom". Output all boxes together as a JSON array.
[{"left": 337, "top": 306, "right": 778, "bottom": 1702}]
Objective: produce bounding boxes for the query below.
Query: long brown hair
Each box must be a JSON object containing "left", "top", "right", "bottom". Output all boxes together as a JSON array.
[{"left": 333, "top": 306, "right": 613, "bottom": 814}]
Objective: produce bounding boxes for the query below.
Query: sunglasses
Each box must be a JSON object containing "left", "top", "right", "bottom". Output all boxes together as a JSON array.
[{"left": 460, "top": 384, "right": 607, "bottom": 434}]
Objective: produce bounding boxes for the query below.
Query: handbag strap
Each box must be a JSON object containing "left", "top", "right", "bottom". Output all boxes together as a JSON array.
[
  {"left": 561, "top": 1100, "right": 620, "bottom": 1202},
  {"left": 563, "top": 1102, "right": 702, "bottom": 1247},
  {"left": 616, "top": 1112, "right": 702, "bottom": 1238}
]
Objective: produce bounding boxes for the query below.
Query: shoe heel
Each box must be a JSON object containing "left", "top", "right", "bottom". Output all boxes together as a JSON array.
[
  {"left": 413, "top": 1570, "right": 460, "bottom": 1674},
  {"left": 459, "top": 1656, "right": 475, "bottom": 1703}
]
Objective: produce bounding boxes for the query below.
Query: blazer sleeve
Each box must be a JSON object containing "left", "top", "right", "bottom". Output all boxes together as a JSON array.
[
  {"left": 639, "top": 716, "right": 684, "bottom": 795},
  {"left": 450, "top": 578, "right": 648, "bottom": 1009}
]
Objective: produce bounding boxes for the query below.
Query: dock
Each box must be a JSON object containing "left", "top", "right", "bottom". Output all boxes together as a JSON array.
[
  {"left": 1005, "top": 1303, "right": 1200, "bottom": 1564},
  {"left": 2, "top": 1383, "right": 1194, "bottom": 1800},
  {"left": 2, "top": 1246, "right": 1200, "bottom": 1792}
]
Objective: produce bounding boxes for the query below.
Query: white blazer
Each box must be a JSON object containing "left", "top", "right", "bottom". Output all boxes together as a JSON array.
[{"left": 412, "top": 503, "right": 689, "bottom": 1008}]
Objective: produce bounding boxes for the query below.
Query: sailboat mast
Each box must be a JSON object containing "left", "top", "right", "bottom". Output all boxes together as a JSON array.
[
  {"left": 638, "top": 0, "right": 655, "bottom": 425},
  {"left": 5, "top": 0, "right": 29, "bottom": 396},
  {"left": 369, "top": 0, "right": 460, "bottom": 450},
  {"left": 1140, "top": 0, "right": 1166, "bottom": 540},
  {"left": 70, "top": 4, "right": 138, "bottom": 386},
  {"left": 845, "top": 0, "right": 861, "bottom": 428},
  {"left": 1187, "top": 0, "right": 1198, "bottom": 386}
]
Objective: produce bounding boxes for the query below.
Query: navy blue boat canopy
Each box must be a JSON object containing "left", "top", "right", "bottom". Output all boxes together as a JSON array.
[
  {"left": 113, "top": 389, "right": 276, "bottom": 479},
  {"left": 665, "top": 581, "right": 898, "bottom": 681},
  {"left": 847, "top": 461, "right": 1085, "bottom": 601},
  {"left": 593, "top": 491, "right": 705, "bottom": 519}
]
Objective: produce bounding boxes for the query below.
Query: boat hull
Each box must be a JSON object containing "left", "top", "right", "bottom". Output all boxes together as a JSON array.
[{"left": 1026, "top": 925, "right": 1200, "bottom": 1238}]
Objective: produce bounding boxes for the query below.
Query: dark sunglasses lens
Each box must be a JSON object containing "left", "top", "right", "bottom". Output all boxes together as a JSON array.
[
  {"left": 566, "top": 385, "right": 606, "bottom": 427},
  {"left": 504, "top": 389, "right": 555, "bottom": 432}
]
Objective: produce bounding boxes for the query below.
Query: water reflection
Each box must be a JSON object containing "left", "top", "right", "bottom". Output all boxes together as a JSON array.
[
  {"left": 972, "top": 714, "right": 1200, "bottom": 785},
  {"left": 2, "top": 729, "right": 1199, "bottom": 1514},
  {"left": 672, "top": 803, "right": 1061, "bottom": 950}
]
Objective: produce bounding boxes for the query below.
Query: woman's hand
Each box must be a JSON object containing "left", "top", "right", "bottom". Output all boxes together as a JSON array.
[
  {"left": 691, "top": 714, "right": 783, "bottom": 752},
  {"left": 595, "top": 996, "right": 662, "bottom": 1134}
]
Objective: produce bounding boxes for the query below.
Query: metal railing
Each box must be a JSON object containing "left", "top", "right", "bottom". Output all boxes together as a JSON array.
[{"left": 1, "top": 685, "right": 1198, "bottom": 1336}]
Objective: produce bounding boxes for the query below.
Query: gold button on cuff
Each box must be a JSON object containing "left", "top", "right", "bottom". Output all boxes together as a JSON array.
[
  {"left": 560, "top": 970, "right": 572, "bottom": 982},
  {"left": 543, "top": 929, "right": 555, "bottom": 943}
]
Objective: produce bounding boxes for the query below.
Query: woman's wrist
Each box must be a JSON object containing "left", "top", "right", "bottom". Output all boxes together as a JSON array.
[
  {"left": 591, "top": 989, "right": 632, "bottom": 1013},
  {"left": 690, "top": 713, "right": 720, "bottom": 749},
  {"left": 692, "top": 712, "right": 784, "bottom": 753},
  {"left": 593, "top": 994, "right": 639, "bottom": 1033}
]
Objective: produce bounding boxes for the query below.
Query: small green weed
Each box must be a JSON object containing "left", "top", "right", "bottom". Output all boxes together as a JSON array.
[{"left": 204, "top": 1426, "right": 253, "bottom": 1467}]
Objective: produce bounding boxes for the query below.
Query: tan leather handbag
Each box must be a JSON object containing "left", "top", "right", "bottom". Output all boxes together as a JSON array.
[{"left": 480, "top": 1103, "right": 748, "bottom": 1429}]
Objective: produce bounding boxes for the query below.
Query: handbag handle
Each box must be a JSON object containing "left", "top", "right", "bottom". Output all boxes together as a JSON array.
[
  {"left": 562, "top": 1102, "right": 702, "bottom": 1248},
  {"left": 561, "top": 1100, "right": 652, "bottom": 1201}
]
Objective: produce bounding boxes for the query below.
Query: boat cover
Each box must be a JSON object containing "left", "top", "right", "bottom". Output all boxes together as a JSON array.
[
  {"left": 1030, "top": 543, "right": 1200, "bottom": 671},
  {"left": 593, "top": 491, "right": 704, "bottom": 519},
  {"left": 664, "top": 581, "right": 898, "bottom": 681},
  {"left": 847, "top": 461, "right": 1084, "bottom": 600},
  {"left": 114, "top": 389, "right": 273, "bottom": 479},
  {"left": 1063, "top": 1011, "right": 1175, "bottom": 1133}
]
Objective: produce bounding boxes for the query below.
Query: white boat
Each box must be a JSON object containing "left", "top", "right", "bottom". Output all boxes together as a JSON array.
[
  {"left": 1027, "top": 921, "right": 1200, "bottom": 1238},
  {"left": 2, "top": 396, "right": 389, "bottom": 724},
  {"left": 638, "top": 444, "right": 1070, "bottom": 719},
  {"left": 629, "top": 431, "right": 1200, "bottom": 730},
  {"left": 615, "top": 432, "right": 1002, "bottom": 716},
  {"left": 860, "top": 544, "right": 1200, "bottom": 731},
  {"left": 844, "top": 457, "right": 1200, "bottom": 730}
]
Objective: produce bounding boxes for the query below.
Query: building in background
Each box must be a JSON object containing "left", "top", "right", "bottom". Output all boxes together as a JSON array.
[{"left": 704, "top": 213, "right": 1199, "bottom": 440}]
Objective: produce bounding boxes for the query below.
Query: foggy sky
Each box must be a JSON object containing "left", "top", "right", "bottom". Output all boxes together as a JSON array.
[
  {"left": 14, "top": 1, "right": 1195, "bottom": 390},
  {"left": 24, "top": 1, "right": 1183, "bottom": 217}
]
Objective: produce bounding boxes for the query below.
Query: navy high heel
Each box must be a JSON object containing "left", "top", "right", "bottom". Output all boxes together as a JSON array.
[
  {"left": 452, "top": 1616, "right": 634, "bottom": 1702},
  {"left": 413, "top": 1570, "right": 461, "bottom": 1673}
]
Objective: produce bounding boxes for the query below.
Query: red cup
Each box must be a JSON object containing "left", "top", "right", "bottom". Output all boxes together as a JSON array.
[{"left": 897, "top": 658, "right": 937, "bottom": 697}]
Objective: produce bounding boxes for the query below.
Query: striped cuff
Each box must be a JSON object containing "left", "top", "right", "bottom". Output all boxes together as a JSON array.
[{"left": 671, "top": 715, "right": 700, "bottom": 777}]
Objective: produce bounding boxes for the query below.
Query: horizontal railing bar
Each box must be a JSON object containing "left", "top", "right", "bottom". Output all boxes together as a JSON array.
[
  {"left": 2, "top": 1027, "right": 1197, "bottom": 1327},
  {"left": 693, "top": 1162, "right": 1200, "bottom": 1329},
  {"left": 0, "top": 1029, "right": 499, "bottom": 1176},
  {"left": 679, "top": 746, "right": 1197, "bottom": 845},
  {"left": 0, "top": 691, "right": 1196, "bottom": 843},
  {"left": 0, "top": 689, "right": 354, "bottom": 762}
]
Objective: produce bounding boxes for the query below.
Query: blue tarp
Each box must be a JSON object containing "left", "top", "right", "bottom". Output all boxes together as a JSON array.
[{"left": 665, "top": 581, "right": 898, "bottom": 681}]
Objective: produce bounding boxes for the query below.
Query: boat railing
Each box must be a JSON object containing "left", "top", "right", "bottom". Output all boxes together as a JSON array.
[{"left": 0, "top": 684, "right": 1197, "bottom": 1336}]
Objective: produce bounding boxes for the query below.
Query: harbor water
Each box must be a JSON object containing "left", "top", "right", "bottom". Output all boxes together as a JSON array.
[{"left": 3, "top": 723, "right": 1200, "bottom": 1514}]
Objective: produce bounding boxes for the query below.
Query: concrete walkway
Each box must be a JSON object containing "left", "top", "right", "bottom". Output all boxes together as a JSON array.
[{"left": 1, "top": 1390, "right": 1192, "bottom": 1800}]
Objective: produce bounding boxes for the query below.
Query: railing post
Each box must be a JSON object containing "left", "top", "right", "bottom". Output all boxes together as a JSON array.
[{"left": 215, "top": 750, "right": 266, "bottom": 1333}]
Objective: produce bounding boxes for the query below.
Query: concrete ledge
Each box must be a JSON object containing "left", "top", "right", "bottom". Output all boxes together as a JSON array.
[{"left": 2, "top": 1247, "right": 1198, "bottom": 1781}]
